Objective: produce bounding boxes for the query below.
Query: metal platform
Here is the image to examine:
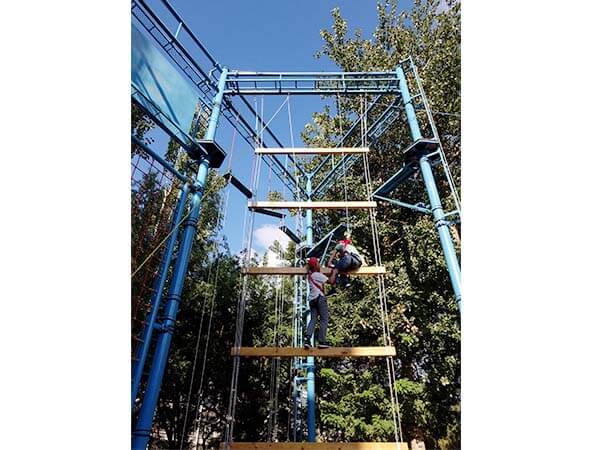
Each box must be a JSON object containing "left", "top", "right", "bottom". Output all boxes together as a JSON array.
[{"left": 193, "top": 139, "right": 227, "bottom": 168}]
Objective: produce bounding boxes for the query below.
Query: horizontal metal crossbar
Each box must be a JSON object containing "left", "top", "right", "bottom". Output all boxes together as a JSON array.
[
  {"left": 241, "top": 266, "right": 386, "bottom": 276},
  {"left": 230, "top": 346, "right": 396, "bottom": 357},
  {"left": 373, "top": 195, "right": 431, "bottom": 214},
  {"left": 255, "top": 147, "right": 369, "bottom": 155},
  {"left": 248, "top": 201, "right": 377, "bottom": 210},
  {"left": 221, "top": 443, "right": 409, "bottom": 450},
  {"left": 225, "top": 71, "right": 401, "bottom": 95}
]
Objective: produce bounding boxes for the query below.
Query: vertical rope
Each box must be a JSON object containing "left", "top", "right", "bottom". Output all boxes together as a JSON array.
[
  {"left": 359, "top": 96, "right": 404, "bottom": 444},
  {"left": 188, "top": 118, "right": 240, "bottom": 450},
  {"left": 224, "top": 103, "right": 264, "bottom": 447},
  {"left": 337, "top": 94, "right": 350, "bottom": 234}
]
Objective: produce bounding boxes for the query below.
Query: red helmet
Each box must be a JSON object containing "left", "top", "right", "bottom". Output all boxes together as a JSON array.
[{"left": 307, "top": 257, "right": 320, "bottom": 271}]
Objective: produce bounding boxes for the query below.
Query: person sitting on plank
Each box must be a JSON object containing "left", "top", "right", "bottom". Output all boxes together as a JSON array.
[
  {"left": 304, "top": 257, "right": 333, "bottom": 349},
  {"left": 326, "top": 237, "right": 364, "bottom": 292}
]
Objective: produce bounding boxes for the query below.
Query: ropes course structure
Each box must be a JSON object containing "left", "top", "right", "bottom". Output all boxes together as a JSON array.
[{"left": 130, "top": 1, "right": 461, "bottom": 449}]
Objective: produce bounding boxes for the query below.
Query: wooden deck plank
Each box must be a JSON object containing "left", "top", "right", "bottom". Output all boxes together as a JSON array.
[
  {"left": 231, "top": 346, "right": 396, "bottom": 357},
  {"left": 241, "top": 266, "right": 386, "bottom": 276},
  {"left": 255, "top": 147, "right": 369, "bottom": 155},
  {"left": 220, "top": 443, "right": 409, "bottom": 450},
  {"left": 248, "top": 201, "right": 377, "bottom": 210}
]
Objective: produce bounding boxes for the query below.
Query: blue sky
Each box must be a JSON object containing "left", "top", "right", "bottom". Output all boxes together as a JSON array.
[{"left": 139, "top": 0, "right": 412, "bottom": 256}]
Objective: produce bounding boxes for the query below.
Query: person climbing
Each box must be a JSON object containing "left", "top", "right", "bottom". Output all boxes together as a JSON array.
[
  {"left": 304, "top": 257, "right": 332, "bottom": 349},
  {"left": 326, "top": 237, "right": 363, "bottom": 292}
]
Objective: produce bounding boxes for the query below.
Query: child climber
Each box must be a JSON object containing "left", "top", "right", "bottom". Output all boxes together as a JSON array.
[
  {"left": 304, "top": 257, "right": 333, "bottom": 349},
  {"left": 326, "top": 237, "right": 363, "bottom": 291}
]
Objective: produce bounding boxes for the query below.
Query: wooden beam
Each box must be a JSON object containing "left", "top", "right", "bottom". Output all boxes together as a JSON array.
[
  {"left": 255, "top": 147, "right": 369, "bottom": 155},
  {"left": 231, "top": 346, "right": 396, "bottom": 357},
  {"left": 248, "top": 201, "right": 377, "bottom": 210},
  {"left": 241, "top": 266, "right": 386, "bottom": 276},
  {"left": 220, "top": 443, "right": 409, "bottom": 450}
]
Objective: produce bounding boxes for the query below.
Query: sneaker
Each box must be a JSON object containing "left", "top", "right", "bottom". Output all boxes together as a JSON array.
[
  {"left": 318, "top": 342, "right": 331, "bottom": 349},
  {"left": 304, "top": 340, "right": 311, "bottom": 349},
  {"left": 328, "top": 287, "right": 337, "bottom": 296}
]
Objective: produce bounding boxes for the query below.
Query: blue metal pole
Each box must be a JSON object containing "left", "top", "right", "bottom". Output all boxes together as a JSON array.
[
  {"left": 395, "top": 66, "right": 462, "bottom": 311},
  {"left": 131, "top": 182, "right": 190, "bottom": 408},
  {"left": 132, "top": 68, "right": 229, "bottom": 450},
  {"left": 304, "top": 177, "right": 316, "bottom": 442}
]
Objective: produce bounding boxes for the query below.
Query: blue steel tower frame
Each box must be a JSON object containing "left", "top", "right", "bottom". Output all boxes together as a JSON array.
[{"left": 131, "top": 1, "right": 461, "bottom": 447}]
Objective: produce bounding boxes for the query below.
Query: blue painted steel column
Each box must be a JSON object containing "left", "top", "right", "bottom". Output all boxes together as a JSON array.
[
  {"left": 304, "top": 177, "right": 316, "bottom": 442},
  {"left": 132, "top": 68, "right": 229, "bottom": 450},
  {"left": 396, "top": 66, "right": 462, "bottom": 311},
  {"left": 131, "top": 182, "right": 190, "bottom": 407}
]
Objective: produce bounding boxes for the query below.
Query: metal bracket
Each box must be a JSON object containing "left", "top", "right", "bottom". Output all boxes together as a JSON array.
[{"left": 435, "top": 219, "right": 453, "bottom": 229}]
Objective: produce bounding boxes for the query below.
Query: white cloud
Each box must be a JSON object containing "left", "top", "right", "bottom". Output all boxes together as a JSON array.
[
  {"left": 254, "top": 224, "right": 291, "bottom": 252},
  {"left": 266, "top": 249, "right": 287, "bottom": 267}
]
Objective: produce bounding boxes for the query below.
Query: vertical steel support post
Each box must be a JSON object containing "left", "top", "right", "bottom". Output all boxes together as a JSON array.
[
  {"left": 132, "top": 68, "right": 229, "bottom": 450},
  {"left": 304, "top": 177, "right": 316, "bottom": 442},
  {"left": 395, "top": 66, "right": 462, "bottom": 311},
  {"left": 131, "top": 182, "right": 190, "bottom": 407}
]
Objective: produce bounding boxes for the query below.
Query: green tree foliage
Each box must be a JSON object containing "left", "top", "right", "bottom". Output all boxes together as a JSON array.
[{"left": 303, "top": 1, "right": 461, "bottom": 448}]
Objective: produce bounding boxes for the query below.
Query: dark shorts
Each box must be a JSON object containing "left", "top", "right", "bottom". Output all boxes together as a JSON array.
[{"left": 335, "top": 253, "right": 362, "bottom": 272}]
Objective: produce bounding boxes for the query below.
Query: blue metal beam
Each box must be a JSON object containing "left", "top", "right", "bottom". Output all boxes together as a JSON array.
[
  {"left": 311, "top": 96, "right": 407, "bottom": 199},
  {"left": 396, "top": 65, "right": 462, "bottom": 311},
  {"left": 132, "top": 68, "right": 229, "bottom": 450},
  {"left": 131, "top": 182, "right": 190, "bottom": 407},
  {"left": 226, "top": 71, "right": 400, "bottom": 95},
  {"left": 304, "top": 178, "right": 316, "bottom": 442}
]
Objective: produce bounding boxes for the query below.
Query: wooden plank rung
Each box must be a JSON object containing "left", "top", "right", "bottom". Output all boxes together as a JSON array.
[
  {"left": 255, "top": 147, "right": 369, "bottom": 155},
  {"left": 231, "top": 346, "right": 396, "bottom": 357},
  {"left": 220, "top": 443, "right": 409, "bottom": 450},
  {"left": 248, "top": 201, "right": 377, "bottom": 210},
  {"left": 241, "top": 266, "right": 386, "bottom": 276}
]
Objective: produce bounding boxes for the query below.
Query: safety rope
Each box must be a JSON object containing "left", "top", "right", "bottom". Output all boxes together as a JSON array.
[
  {"left": 360, "top": 109, "right": 404, "bottom": 445},
  {"left": 338, "top": 94, "right": 351, "bottom": 235},
  {"left": 224, "top": 101, "right": 264, "bottom": 447}
]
